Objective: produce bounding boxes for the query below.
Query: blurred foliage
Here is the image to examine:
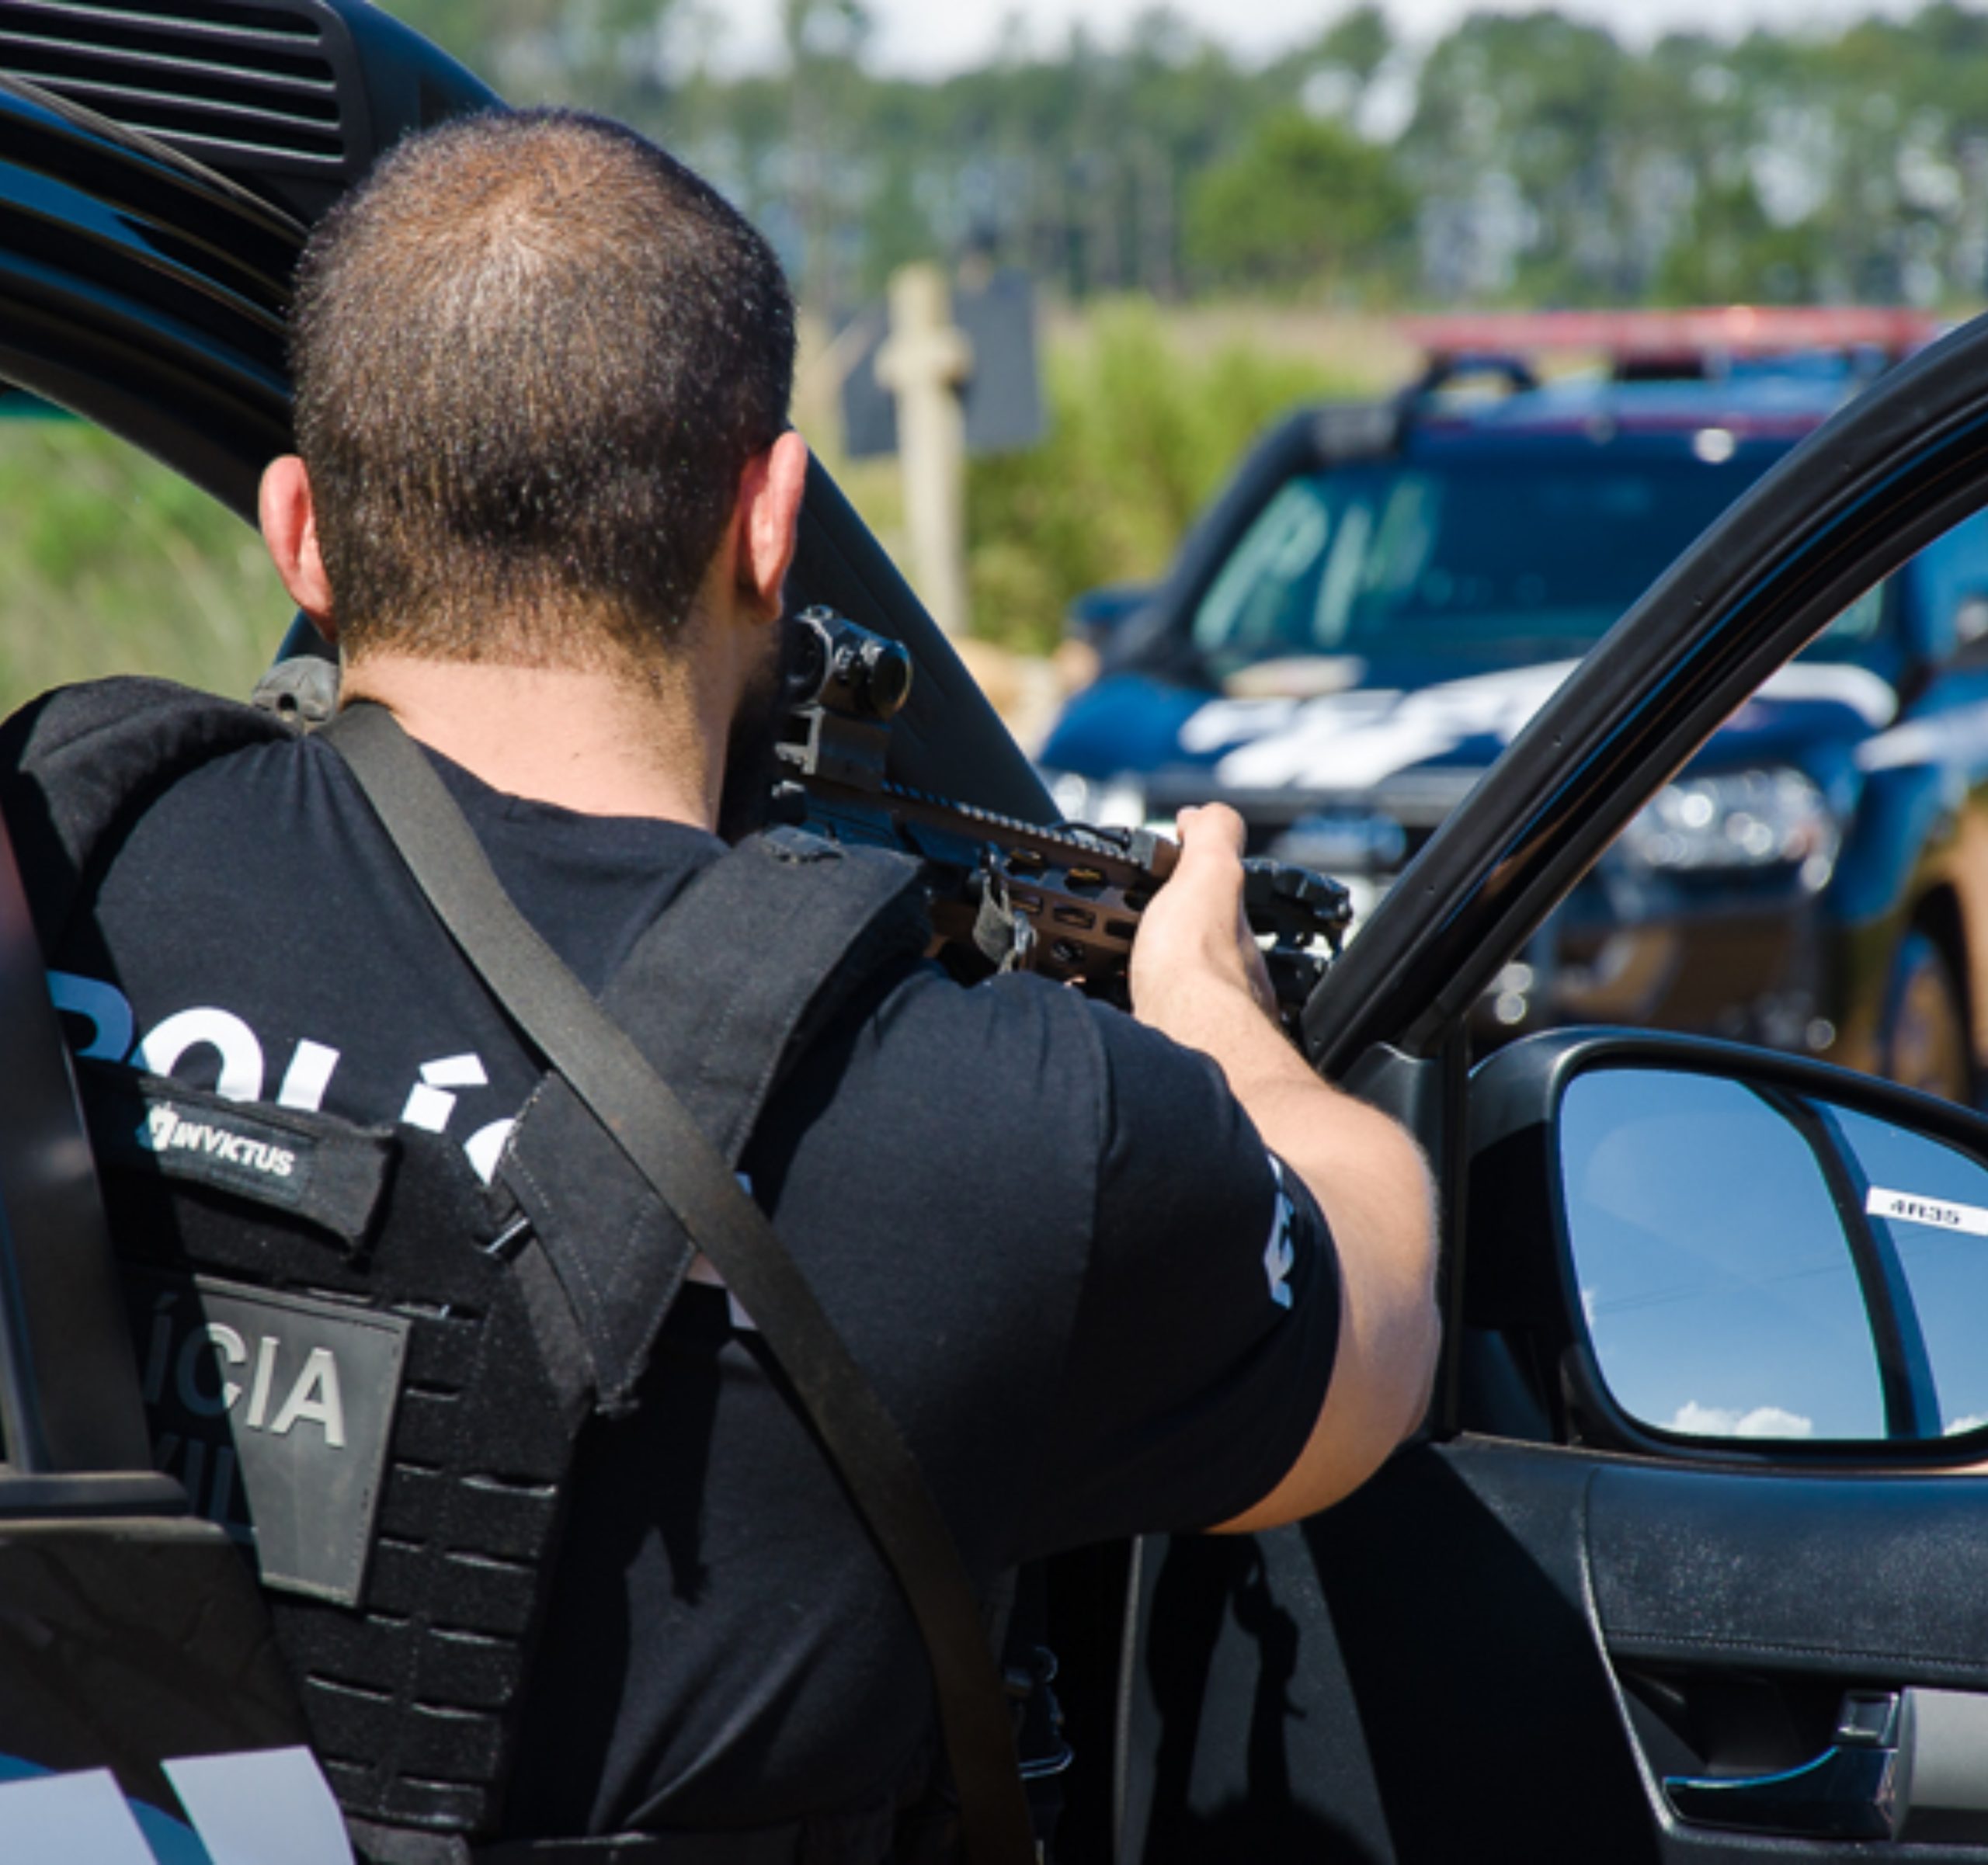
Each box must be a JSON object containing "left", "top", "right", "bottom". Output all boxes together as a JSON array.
[
  {"left": 1186, "top": 113, "right": 1413, "bottom": 296},
  {"left": 380, "top": 0, "right": 681, "bottom": 116},
  {"left": 0, "top": 420, "right": 283, "bottom": 713},
  {"left": 376, "top": 0, "right": 1988, "bottom": 314},
  {"left": 958, "top": 304, "right": 1368, "bottom": 655}
]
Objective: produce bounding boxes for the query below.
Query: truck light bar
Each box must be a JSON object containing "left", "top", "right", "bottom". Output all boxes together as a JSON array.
[{"left": 1399, "top": 306, "right": 1945, "bottom": 362}]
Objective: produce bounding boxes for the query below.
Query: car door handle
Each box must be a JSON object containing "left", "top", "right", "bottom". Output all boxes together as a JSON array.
[
  {"left": 1665, "top": 1742, "right": 1902, "bottom": 1839},
  {"left": 1665, "top": 1692, "right": 1905, "bottom": 1840}
]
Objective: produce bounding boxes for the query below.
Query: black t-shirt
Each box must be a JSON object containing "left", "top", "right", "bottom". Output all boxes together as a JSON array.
[{"left": 45, "top": 728, "right": 1340, "bottom": 1833}]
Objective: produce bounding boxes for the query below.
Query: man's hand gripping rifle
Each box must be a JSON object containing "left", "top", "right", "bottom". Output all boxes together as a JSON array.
[{"left": 774, "top": 607, "right": 1353, "bottom": 1019}]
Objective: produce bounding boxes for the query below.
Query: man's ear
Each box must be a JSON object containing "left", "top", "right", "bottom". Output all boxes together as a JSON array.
[
  {"left": 259, "top": 454, "right": 337, "bottom": 637},
  {"left": 735, "top": 430, "right": 810, "bottom": 621}
]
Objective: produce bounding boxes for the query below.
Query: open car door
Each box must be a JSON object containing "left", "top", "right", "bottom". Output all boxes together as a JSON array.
[
  {"left": 0, "top": 705, "right": 328, "bottom": 1847},
  {"left": 1119, "top": 311, "right": 1988, "bottom": 1861}
]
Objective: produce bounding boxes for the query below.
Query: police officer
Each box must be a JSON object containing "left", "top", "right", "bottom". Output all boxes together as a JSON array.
[{"left": 9, "top": 108, "right": 1436, "bottom": 1857}]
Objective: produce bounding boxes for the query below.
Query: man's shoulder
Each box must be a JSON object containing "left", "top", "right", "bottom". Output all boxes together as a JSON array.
[
  {"left": 2, "top": 675, "right": 280, "bottom": 769},
  {"left": 0, "top": 677, "right": 294, "bottom": 949},
  {"left": 787, "top": 960, "right": 1119, "bottom": 1208},
  {"left": 857, "top": 960, "right": 1110, "bottom": 1062},
  {"left": 825, "top": 959, "right": 1246, "bottom": 1138}
]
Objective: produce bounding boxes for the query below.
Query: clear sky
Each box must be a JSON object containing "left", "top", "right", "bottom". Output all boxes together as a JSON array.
[{"left": 707, "top": 0, "right": 1932, "bottom": 74}]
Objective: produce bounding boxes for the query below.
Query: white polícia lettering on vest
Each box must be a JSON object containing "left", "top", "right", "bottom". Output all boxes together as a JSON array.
[
  {"left": 153, "top": 1303, "right": 348, "bottom": 1453},
  {"left": 134, "top": 1005, "right": 266, "bottom": 1103},
  {"left": 177, "top": 1321, "right": 246, "bottom": 1417},
  {"left": 277, "top": 1039, "right": 340, "bottom": 1113},
  {"left": 47, "top": 969, "right": 134, "bottom": 1061},
  {"left": 268, "top": 1346, "right": 346, "bottom": 1448},
  {"left": 402, "top": 1051, "right": 490, "bottom": 1133}
]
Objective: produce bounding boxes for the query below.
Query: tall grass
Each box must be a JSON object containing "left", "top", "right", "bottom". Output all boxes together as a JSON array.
[
  {"left": 824, "top": 301, "right": 1382, "bottom": 657},
  {"left": 967, "top": 303, "right": 1376, "bottom": 654}
]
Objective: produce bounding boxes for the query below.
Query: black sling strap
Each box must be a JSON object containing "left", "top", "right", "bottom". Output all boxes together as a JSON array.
[
  {"left": 496, "top": 816, "right": 930, "bottom": 1424},
  {"left": 321, "top": 703, "right": 1035, "bottom": 1865}
]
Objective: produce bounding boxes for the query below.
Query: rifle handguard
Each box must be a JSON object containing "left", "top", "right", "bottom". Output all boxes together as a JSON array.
[{"left": 775, "top": 607, "right": 1355, "bottom": 1019}]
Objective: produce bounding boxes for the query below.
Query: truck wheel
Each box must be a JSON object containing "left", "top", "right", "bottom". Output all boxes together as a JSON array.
[{"left": 1880, "top": 928, "right": 1973, "bottom": 1104}]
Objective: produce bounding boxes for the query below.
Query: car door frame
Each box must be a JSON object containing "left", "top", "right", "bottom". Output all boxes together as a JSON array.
[
  {"left": 0, "top": 675, "right": 315, "bottom": 1818},
  {"left": 1116, "top": 318, "right": 1988, "bottom": 1861}
]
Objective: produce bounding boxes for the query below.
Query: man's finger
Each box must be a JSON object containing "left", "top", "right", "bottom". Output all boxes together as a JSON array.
[
  {"left": 1157, "top": 804, "right": 1249, "bottom": 930},
  {"left": 1175, "top": 802, "right": 1247, "bottom": 863}
]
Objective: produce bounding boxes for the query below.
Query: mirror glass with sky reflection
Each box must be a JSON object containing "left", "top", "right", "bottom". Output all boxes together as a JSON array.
[{"left": 1560, "top": 1067, "right": 1988, "bottom": 1446}]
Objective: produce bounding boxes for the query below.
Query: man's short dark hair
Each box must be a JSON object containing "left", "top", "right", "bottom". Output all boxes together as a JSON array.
[{"left": 291, "top": 108, "right": 796, "bottom": 665}]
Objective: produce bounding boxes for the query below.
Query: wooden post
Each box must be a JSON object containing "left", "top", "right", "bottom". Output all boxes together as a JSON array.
[{"left": 874, "top": 262, "right": 973, "bottom": 637}]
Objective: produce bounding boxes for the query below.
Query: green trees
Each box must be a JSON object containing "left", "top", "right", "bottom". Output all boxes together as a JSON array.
[
  {"left": 374, "top": 2, "right": 1988, "bottom": 312},
  {"left": 1185, "top": 113, "right": 1411, "bottom": 297},
  {"left": 383, "top": 0, "right": 679, "bottom": 115}
]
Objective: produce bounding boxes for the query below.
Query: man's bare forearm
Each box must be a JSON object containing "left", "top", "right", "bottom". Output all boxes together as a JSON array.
[{"left": 1130, "top": 807, "right": 1440, "bottom": 1529}]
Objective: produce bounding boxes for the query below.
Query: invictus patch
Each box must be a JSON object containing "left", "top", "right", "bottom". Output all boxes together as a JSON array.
[
  {"left": 137, "top": 1099, "right": 302, "bottom": 1186},
  {"left": 127, "top": 1271, "right": 410, "bottom": 1606},
  {"left": 83, "top": 1063, "right": 397, "bottom": 1252}
]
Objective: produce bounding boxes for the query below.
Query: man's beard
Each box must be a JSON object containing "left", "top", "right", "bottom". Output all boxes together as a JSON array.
[{"left": 715, "top": 618, "right": 794, "bottom": 842}]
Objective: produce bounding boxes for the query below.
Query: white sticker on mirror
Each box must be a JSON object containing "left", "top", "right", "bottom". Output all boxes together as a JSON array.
[{"left": 1867, "top": 1187, "right": 1988, "bottom": 1236}]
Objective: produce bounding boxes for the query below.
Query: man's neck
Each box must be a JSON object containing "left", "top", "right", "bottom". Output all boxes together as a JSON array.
[{"left": 339, "top": 655, "right": 721, "bottom": 826}]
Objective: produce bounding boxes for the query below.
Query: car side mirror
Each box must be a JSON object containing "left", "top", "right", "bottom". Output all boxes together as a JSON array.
[{"left": 1471, "top": 1030, "right": 1988, "bottom": 1457}]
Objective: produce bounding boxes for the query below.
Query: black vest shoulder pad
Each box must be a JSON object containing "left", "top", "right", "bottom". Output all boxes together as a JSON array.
[
  {"left": 0, "top": 677, "right": 289, "bottom": 950},
  {"left": 501, "top": 824, "right": 932, "bottom": 1419}
]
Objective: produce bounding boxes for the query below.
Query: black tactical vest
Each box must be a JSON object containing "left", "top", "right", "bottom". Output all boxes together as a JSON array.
[{"left": 0, "top": 679, "right": 937, "bottom": 1860}]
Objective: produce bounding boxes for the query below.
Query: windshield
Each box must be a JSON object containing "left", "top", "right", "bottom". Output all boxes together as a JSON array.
[{"left": 1190, "top": 451, "right": 1885, "bottom": 676}]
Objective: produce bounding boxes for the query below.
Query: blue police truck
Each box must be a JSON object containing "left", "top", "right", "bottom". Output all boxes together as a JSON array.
[{"left": 1041, "top": 317, "right": 1988, "bottom": 1101}]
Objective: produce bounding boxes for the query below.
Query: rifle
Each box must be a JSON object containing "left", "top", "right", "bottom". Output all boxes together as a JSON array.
[{"left": 773, "top": 607, "right": 1352, "bottom": 1019}]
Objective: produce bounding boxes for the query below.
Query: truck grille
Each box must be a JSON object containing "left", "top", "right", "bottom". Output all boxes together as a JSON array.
[{"left": 0, "top": 0, "right": 354, "bottom": 176}]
